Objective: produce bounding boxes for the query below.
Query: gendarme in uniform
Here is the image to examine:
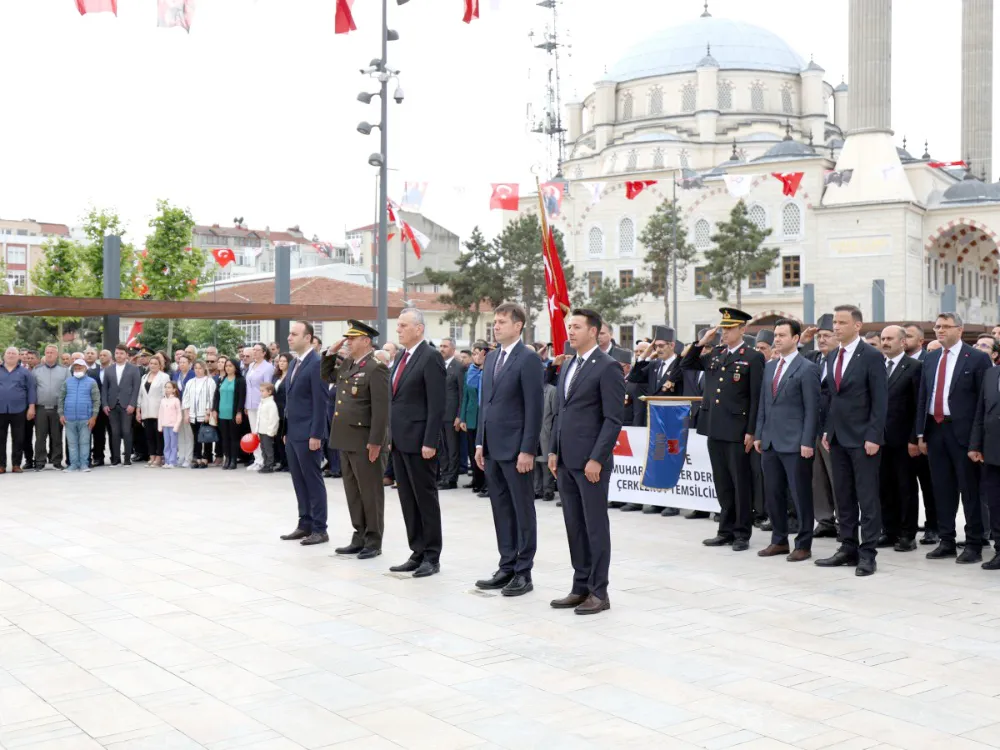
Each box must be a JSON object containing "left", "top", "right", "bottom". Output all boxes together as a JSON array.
[{"left": 321, "top": 320, "right": 390, "bottom": 557}]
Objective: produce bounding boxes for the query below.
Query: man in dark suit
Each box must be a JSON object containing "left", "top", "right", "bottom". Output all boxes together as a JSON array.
[
  {"left": 904, "top": 323, "right": 939, "bottom": 545},
  {"left": 389, "top": 309, "right": 447, "bottom": 578},
  {"left": 968, "top": 360, "right": 1000, "bottom": 569},
  {"left": 751, "top": 328, "right": 776, "bottom": 530},
  {"left": 916, "top": 312, "right": 992, "bottom": 563},
  {"left": 816, "top": 305, "right": 888, "bottom": 576},
  {"left": 681, "top": 308, "right": 765, "bottom": 551},
  {"left": 878, "top": 325, "right": 922, "bottom": 552},
  {"left": 548, "top": 309, "right": 624, "bottom": 615},
  {"left": 800, "top": 316, "right": 838, "bottom": 538},
  {"left": 101, "top": 345, "right": 141, "bottom": 467},
  {"left": 475, "top": 302, "right": 543, "bottom": 596},
  {"left": 754, "top": 319, "right": 820, "bottom": 561},
  {"left": 437, "top": 337, "right": 464, "bottom": 490},
  {"left": 280, "top": 321, "right": 331, "bottom": 546},
  {"left": 598, "top": 322, "right": 630, "bottom": 363}
]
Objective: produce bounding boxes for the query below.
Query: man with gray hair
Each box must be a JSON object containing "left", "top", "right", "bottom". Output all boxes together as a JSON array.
[
  {"left": 0, "top": 346, "right": 36, "bottom": 473},
  {"left": 32, "top": 345, "right": 68, "bottom": 470}
]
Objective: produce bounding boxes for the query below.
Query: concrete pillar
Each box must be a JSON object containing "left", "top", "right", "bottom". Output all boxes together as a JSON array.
[
  {"left": 102, "top": 235, "right": 121, "bottom": 350},
  {"left": 833, "top": 81, "right": 849, "bottom": 131},
  {"left": 274, "top": 243, "right": 290, "bottom": 347},
  {"left": 566, "top": 101, "right": 583, "bottom": 143},
  {"left": 847, "top": 0, "right": 891, "bottom": 133},
  {"left": 962, "top": 0, "right": 993, "bottom": 181},
  {"left": 593, "top": 80, "right": 616, "bottom": 151}
]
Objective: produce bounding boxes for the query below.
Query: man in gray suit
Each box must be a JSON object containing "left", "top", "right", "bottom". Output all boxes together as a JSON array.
[
  {"left": 101, "top": 344, "right": 141, "bottom": 466},
  {"left": 754, "top": 319, "right": 821, "bottom": 561}
]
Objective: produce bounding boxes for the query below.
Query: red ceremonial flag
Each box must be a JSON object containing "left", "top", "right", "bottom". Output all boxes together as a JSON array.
[
  {"left": 490, "top": 183, "right": 519, "bottom": 211},
  {"left": 537, "top": 178, "right": 570, "bottom": 355},
  {"left": 77, "top": 0, "right": 117, "bottom": 15},
  {"left": 335, "top": 0, "right": 356, "bottom": 34},
  {"left": 771, "top": 172, "right": 804, "bottom": 197},
  {"left": 400, "top": 221, "right": 426, "bottom": 260},
  {"left": 625, "top": 180, "right": 656, "bottom": 200},
  {"left": 211, "top": 247, "right": 236, "bottom": 267},
  {"left": 126, "top": 321, "right": 143, "bottom": 348},
  {"left": 929, "top": 160, "right": 967, "bottom": 169},
  {"left": 463, "top": 0, "right": 480, "bottom": 23}
]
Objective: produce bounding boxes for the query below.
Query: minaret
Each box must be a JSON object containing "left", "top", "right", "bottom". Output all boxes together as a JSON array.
[
  {"left": 823, "top": 0, "right": 914, "bottom": 205},
  {"left": 962, "top": 0, "right": 993, "bottom": 182}
]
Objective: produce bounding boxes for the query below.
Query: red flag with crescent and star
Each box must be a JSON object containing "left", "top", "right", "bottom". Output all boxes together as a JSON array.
[
  {"left": 537, "top": 178, "right": 570, "bottom": 355},
  {"left": 625, "top": 180, "right": 657, "bottom": 200},
  {"left": 211, "top": 247, "right": 236, "bottom": 267},
  {"left": 125, "top": 321, "right": 143, "bottom": 348},
  {"left": 771, "top": 172, "right": 804, "bottom": 197},
  {"left": 77, "top": 0, "right": 117, "bottom": 15},
  {"left": 463, "top": 0, "right": 479, "bottom": 23},
  {"left": 335, "top": 0, "right": 356, "bottom": 34},
  {"left": 490, "top": 183, "right": 519, "bottom": 211}
]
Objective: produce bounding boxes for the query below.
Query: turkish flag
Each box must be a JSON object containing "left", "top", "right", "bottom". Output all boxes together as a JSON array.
[
  {"left": 929, "top": 160, "right": 967, "bottom": 169},
  {"left": 125, "top": 321, "right": 143, "bottom": 349},
  {"left": 613, "top": 430, "right": 633, "bottom": 457},
  {"left": 490, "top": 183, "right": 519, "bottom": 210},
  {"left": 625, "top": 180, "right": 656, "bottom": 200},
  {"left": 335, "top": 0, "right": 356, "bottom": 34},
  {"left": 212, "top": 247, "right": 236, "bottom": 267},
  {"left": 463, "top": 0, "right": 480, "bottom": 23},
  {"left": 77, "top": 0, "right": 117, "bottom": 14},
  {"left": 401, "top": 221, "right": 426, "bottom": 260},
  {"left": 542, "top": 226, "right": 570, "bottom": 356},
  {"left": 771, "top": 172, "right": 804, "bottom": 197}
]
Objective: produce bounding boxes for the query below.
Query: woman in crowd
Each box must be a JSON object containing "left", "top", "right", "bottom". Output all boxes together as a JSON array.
[
  {"left": 137, "top": 355, "right": 170, "bottom": 467},
  {"left": 272, "top": 352, "right": 291, "bottom": 472},
  {"left": 182, "top": 360, "right": 217, "bottom": 470},
  {"left": 243, "top": 342, "right": 274, "bottom": 471},
  {"left": 212, "top": 359, "right": 246, "bottom": 471},
  {"left": 459, "top": 340, "right": 488, "bottom": 494}
]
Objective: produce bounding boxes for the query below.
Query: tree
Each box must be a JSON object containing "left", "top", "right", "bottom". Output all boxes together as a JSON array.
[
  {"left": 425, "top": 227, "right": 511, "bottom": 346},
  {"left": 14, "top": 317, "right": 58, "bottom": 351},
  {"left": 186, "top": 320, "right": 246, "bottom": 357},
  {"left": 76, "top": 207, "right": 139, "bottom": 300},
  {"left": 638, "top": 199, "right": 698, "bottom": 326},
  {"left": 588, "top": 278, "right": 644, "bottom": 327},
  {"left": 703, "top": 199, "right": 780, "bottom": 307},
  {"left": 30, "top": 238, "right": 83, "bottom": 350}
]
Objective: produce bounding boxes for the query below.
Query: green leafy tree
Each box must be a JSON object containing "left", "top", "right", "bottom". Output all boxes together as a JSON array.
[
  {"left": 704, "top": 199, "right": 779, "bottom": 307},
  {"left": 76, "top": 207, "right": 139, "bottom": 299},
  {"left": 588, "top": 278, "right": 644, "bottom": 327},
  {"left": 14, "top": 317, "right": 58, "bottom": 351},
  {"left": 186, "top": 320, "right": 246, "bottom": 357},
  {"left": 0, "top": 256, "right": 12, "bottom": 343},
  {"left": 425, "top": 227, "right": 511, "bottom": 346},
  {"left": 30, "top": 238, "right": 83, "bottom": 349},
  {"left": 638, "top": 199, "right": 698, "bottom": 326}
]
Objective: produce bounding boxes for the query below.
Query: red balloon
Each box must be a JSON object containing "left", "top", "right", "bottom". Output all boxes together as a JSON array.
[{"left": 240, "top": 433, "right": 260, "bottom": 453}]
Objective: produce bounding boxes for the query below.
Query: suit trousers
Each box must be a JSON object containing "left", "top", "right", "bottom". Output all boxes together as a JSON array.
[
  {"left": 978, "top": 464, "right": 1000, "bottom": 552},
  {"left": 812, "top": 436, "right": 837, "bottom": 528},
  {"left": 392, "top": 449, "right": 442, "bottom": 564},
  {"left": 177, "top": 421, "right": 194, "bottom": 466},
  {"left": 132, "top": 413, "right": 148, "bottom": 458},
  {"left": 914, "top": 454, "right": 938, "bottom": 533},
  {"left": 707, "top": 438, "right": 753, "bottom": 540},
  {"left": 107, "top": 406, "right": 133, "bottom": 464},
  {"left": 829, "top": 443, "right": 882, "bottom": 557},
  {"left": 556, "top": 462, "right": 611, "bottom": 600},
  {"left": 91, "top": 409, "right": 107, "bottom": 463},
  {"left": 34, "top": 406, "right": 63, "bottom": 467},
  {"left": 23, "top": 416, "right": 34, "bottom": 465},
  {"left": 925, "top": 419, "right": 984, "bottom": 548},
  {"left": 750, "top": 450, "right": 767, "bottom": 520},
  {"left": 286, "top": 438, "right": 328, "bottom": 534},
  {"left": 438, "top": 423, "right": 460, "bottom": 484},
  {"left": 467, "top": 431, "right": 485, "bottom": 491},
  {"left": 762, "top": 450, "right": 814, "bottom": 549},
  {"left": 0, "top": 411, "right": 27, "bottom": 469},
  {"left": 879, "top": 444, "right": 919, "bottom": 541},
  {"left": 341, "top": 448, "right": 386, "bottom": 549},
  {"left": 485, "top": 457, "right": 538, "bottom": 576}
]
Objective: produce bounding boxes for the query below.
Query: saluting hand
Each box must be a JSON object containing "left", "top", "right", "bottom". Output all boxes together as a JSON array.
[
  {"left": 800, "top": 326, "right": 819, "bottom": 345},
  {"left": 698, "top": 327, "right": 719, "bottom": 347}
]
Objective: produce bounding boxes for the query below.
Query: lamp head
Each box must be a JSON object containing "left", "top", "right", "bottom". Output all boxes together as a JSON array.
[
  {"left": 368, "top": 153, "right": 384, "bottom": 168},
  {"left": 357, "top": 92, "right": 375, "bottom": 104},
  {"left": 357, "top": 121, "right": 374, "bottom": 135},
  {"left": 386, "top": 29, "right": 399, "bottom": 41}
]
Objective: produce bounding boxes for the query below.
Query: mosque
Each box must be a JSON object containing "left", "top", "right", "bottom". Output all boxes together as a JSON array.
[{"left": 519, "top": 0, "right": 1000, "bottom": 347}]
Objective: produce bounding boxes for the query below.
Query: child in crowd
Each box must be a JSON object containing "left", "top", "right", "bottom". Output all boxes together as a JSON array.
[
  {"left": 256, "top": 382, "right": 279, "bottom": 474},
  {"left": 158, "top": 381, "right": 182, "bottom": 469}
]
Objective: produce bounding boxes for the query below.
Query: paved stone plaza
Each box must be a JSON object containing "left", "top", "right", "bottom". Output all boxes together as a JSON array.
[{"left": 2, "top": 468, "right": 1000, "bottom": 750}]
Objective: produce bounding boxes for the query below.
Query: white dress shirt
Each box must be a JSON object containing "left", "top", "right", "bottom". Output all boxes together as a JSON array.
[
  {"left": 927, "top": 341, "right": 963, "bottom": 417},
  {"left": 832, "top": 336, "right": 861, "bottom": 380},
  {"left": 885, "top": 352, "right": 905, "bottom": 376},
  {"left": 564, "top": 345, "right": 599, "bottom": 398},
  {"left": 654, "top": 354, "right": 677, "bottom": 387},
  {"left": 114, "top": 362, "right": 125, "bottom": 384},
  {"left": 772, "top": 350, "right": 798, "bottom": 390}
]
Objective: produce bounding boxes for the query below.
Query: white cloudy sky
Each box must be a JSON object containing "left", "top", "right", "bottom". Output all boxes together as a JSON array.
[{"left": 0, "top": 0, "right": 989, "bottom": 246}]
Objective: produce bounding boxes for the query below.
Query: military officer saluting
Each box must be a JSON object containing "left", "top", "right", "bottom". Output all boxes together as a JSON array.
[
  {"left": 321, "top": 320, "right": 391, "bottom": 560},
  {"left": 681, "top": 307, "right": 765, "bottom": 551}
]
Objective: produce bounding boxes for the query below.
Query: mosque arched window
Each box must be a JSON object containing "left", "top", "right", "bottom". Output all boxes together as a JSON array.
[
  {"left": 619, "top": 218, "right": 636, "bottom": 256},
  {"left": 588, "top": 226, "right": 604, "bottom": 258},
  {"left": 781, "top": 85, "right": 794, "bottom": 115},
  {"left": 781, "top": 203, "right": 802, "bottom": 238},
  {"left": 652, "top": 148, "right": 664, "bottom": 169},
  {"left": 626, "top": 150, "right": 638, "bottom": 172},
  {"left": 679, "top": 149, "right": 690, "bottom": 169},
  {"left": 621, "top": 92, "right": 634, "bottom": 121},
  {"left": 717, "top": 80, "right": 733, "bottom": 111},
  {"left": 750, "top": 81, "right": 765, "bottom": 112},
  {"left": 747, "top": 203, "right": 768, "bottom": 230},
  {"left": 695, "top": 219, "right": 711, "bottom": 248},
  {"left": 608, "top": 152, "right": 618, "bottom": 173},
  {"left": 681, "top": 83, "right": 697, "bottom": 112},
  {"left": 648, "top": 86, "right": 663, "bottom": 116}
]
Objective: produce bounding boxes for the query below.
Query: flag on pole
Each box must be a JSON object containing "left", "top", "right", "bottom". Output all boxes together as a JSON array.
[
  {"left": 928, "top": 160, "right": 967, "bottom": 169},
  {"left": 770, "top": 172, "right": 804, "bottom": 197},
  {"left": 401, "top": 223, "right": 428, "bottom": 260},
  {"left": 157, "top": 0, "right": 195, "bottom": 32},
  {"left": 723, "top": 174, "right": 755, "bottom": 198},
  {"left": 401, "top": 182, "right": 428, "bottom": 211},
  {"left": 463, "top": 0, "right": 480, "bottom": 23},
  {"left": 77, "top": 0, "right": 117, "bottom": 14},
  {"left": 211, "top": 247, "right": 236, "bottom": 267},
  {"left": 540, "top": 182, "right": 564, "bottom": 218},
  {"left": 641, "top": 401, "right": 692, "bottom": 490},
  {"left": 311, "top": 243, "right": 335, "bottom": 258},
  {"left": 335, "top": 0, "right": 356, "bottom": 34},
  {"left": 536, "top": 177, "right": 570, "bottom": 356},
  {"left": 126, "top": 321, "right": 143, "bottom": 349},
  {"left": 625, "top": 180, "right": 656, "bottom": 200},
  {"left": 490, "top": 183, "right": 519, "bottom": 210}
]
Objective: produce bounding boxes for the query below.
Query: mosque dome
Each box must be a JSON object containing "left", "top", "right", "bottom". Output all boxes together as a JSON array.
[
  {"left": 606, "top": 16, "right": 806, "bottom": 83},
  {"left": 942, "top": 174, "right": 994, "bottom": 203}
]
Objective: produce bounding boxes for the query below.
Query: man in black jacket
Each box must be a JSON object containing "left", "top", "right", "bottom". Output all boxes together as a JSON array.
[
  {"left": 903, "top": 324, "right": 939, "bottom": 545},
  {"left": 437, "top": 337, "right": 465, "bottom": 490},
  {"left": 802, "top": 316, "right": 838, "bottom": 538},
  {"left": 968, "top": 360, "right": 1000, "bottom": 569}
]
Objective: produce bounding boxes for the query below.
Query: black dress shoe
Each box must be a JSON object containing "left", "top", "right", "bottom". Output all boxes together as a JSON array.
[
  {"left": 926, "top": 543, "right": 958, "bottom": 559},
  {"left": 813, "top": 524, "right": 838, "bottom": 538},
  {"left": 920, "top": 530, "right": 940, "bottom": 545},
  {"left": 982, "top": 552, "right": 1000, "bottom": 570},
  {"left": 855, "top": 558, "right": 877, "bottom": 576},
  {"left": 815, "top": 549, "right": 858, "bottom": 567},
  {"left": 501, "top": 574, "right": 533, "bottom": 597},
  {"left": 124, "top": 459, "right": 132, "bottom": 466},
  {"left": 894, "top": 537, "right": 918, "bottom": 552},
  {"left": 732, "top": 539, "right": 750, "bottom": 552},
  {"left": 438, "top": 482, "right": 457, "bottom": 490},
  {"left": 875, "top": 534, "right": 895, "bottom": 548},
  {"left": 357, "top": 548, "right": 381, "bottom": 560},
  {"left": 641, "top": 505, "right": 662, "bottom": 514},
  {"left": 475, "top": 570, "right": 514, "bottom": 590},
  {"left": 957, "top": 546, "right": 983, "bottom": 564},
  {"left": 335, "top": 544, "right": 364, "bottom": 555},
  {"left": 661, "top": 507, "right": 680, "bottom": 517},
  {"left": 550, "top": 593, "right": 588, "bottom": 609},
  {"left": 608, "top": 501, "right": 625, "bottom": 509},
  {"left": 412, "top": 561, "right": 440, "bottom": 578},
  {"left": 461, "top": 482, "right": 476, "bottom": 489},
  {"left": 702, "top": 535, "right": 734, "bottom": 547},
  {"left": 543, "top": 492, "right": 554, "bottom": 501},
  {"left": 299, "top": 532, "right": 329, "bottom": 546},
  {"left": 620, "top": 503, "right": 642, "bottom": 512},
  {"left": 280, "top": 528, "right": 310, "bottom": 541},
  {"left": 390, "top": 559, "right": 420, "bottom": 573},
  {"left": 759, "top": 519, "right": 773, "bottom": 532},
  {"left": 476, "top": 489, "right": 490, "bottom": 498}
]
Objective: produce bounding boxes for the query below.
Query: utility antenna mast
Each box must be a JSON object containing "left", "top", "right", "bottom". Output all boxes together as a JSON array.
[{"left": 528, "top": 0, "right": 569, "bottom": 178}]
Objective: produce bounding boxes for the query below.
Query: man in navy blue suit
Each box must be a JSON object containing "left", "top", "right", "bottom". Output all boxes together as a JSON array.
[
  {"left": 916, "top": 312, "right": 992, "bottom": 564},
  {"left": 474, "top": 302, "right": 544, "bottom": 597},
  {"left": 280, "top": 321, "right": 331, "bottom": 546},
  {"left": 547, "top": 309, "right": 625, "bottom": 615}
]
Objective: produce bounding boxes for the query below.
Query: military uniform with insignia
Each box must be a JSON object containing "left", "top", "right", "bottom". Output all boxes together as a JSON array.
[
  {"left": 321, "top": 320, "right": 391, "bottom": 557},
  {"left": 680, "top": 307, "right": 765, "bottom": 550}
]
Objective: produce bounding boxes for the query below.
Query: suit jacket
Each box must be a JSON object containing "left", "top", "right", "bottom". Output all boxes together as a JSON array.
[
  {"left": 211, "top": 376, "right": 248, "bottom": 419},
  {"left": 476, "top": 341, "right": 544, "bottom": 460},
  {"left": 390, "top": 341, "right": 446, "bottom": 453},
  {"left": 443, "top": 357, "right": 465, "bottom": 422},
  {"left": 884, "top": 356, "right": 921, "bottom": 447},
  {"left": 86, "top": 363, "right": 104, "bottom": 387},
  {"left": 970, "top": 367, "right": 1000, "bottom": 465},
  {"left": 323, "top": 350, "right": 390, "bottom": 452},
  {"left": 754, "top": 354, "right": 820, "bottom": 453},
  {"left": 552, "top": 349, "right": 625, "bottom": 470},
  {"left": 823, "top": 340, "right": 888, "bottom": 448},
  {"left": 681, "top": 342, "right": 765, "bottom": 442},
  {"left": 284, "top": 350, "right": 329, "bottom": 442},
  {"left": 915, "top": 343, "right": 991, "bottom": 447},
  {"left": 101, "top": 363, "right": 141, "bottom": 410}
]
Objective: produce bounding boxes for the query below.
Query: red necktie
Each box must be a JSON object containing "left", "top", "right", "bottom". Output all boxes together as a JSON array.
[
  {"left": 834, "top": 348, "right": 846, "bottom": 391},
  {"left": 771, "top": 358, "right": 784, "bottom": 397},
  {"left": 392, "top": 351, "right": 410, "bottom": 395},
  {"left": 933, "top": 350, "right": 948, "bottom": 424}
]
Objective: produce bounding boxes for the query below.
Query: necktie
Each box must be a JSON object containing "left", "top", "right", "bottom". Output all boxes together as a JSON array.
[
  {"left": 494, "top": 348, "right": 507, "bottom": 378},
  {"left": 290, "top": 356, "right": 301, "bottom": 384},
  {"left": 392, "top": 350, "right": 410, "bottom": 395},
  {"left": 771, "top": 358, "right": 784, "bottom": 397},
  {"left": 834, "top": 347, "right": 846, "bottom": 391},
  {"left": 933, "top": 350, "right": 948, "bottom": 424},
  {"left": 886, "top": 359, "right": 894, "bottom": 378},
  {"left": 566, "top": 356, "right": 585, "bottom": 398}
]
